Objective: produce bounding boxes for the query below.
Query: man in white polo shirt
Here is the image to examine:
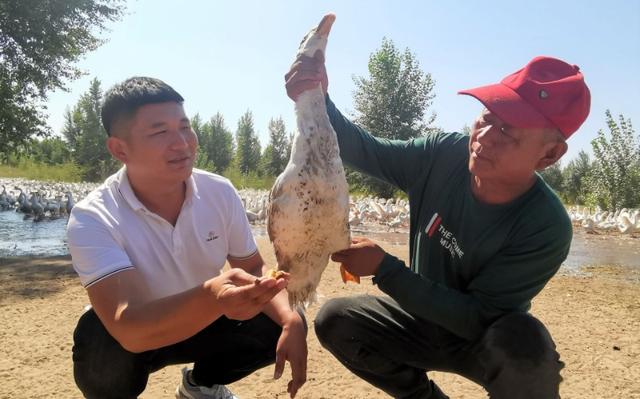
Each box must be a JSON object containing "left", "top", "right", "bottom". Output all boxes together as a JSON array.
[{"left": 67, "top": 77, "right": 307, "bottom": 399}]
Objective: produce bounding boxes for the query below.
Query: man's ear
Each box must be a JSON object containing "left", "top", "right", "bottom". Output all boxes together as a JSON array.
[
  {"left": 536, "top": 141, "right": 568, "bottom": 171},
  {"left": 107, "top": 136, "right": 128, "bottom": 163}
]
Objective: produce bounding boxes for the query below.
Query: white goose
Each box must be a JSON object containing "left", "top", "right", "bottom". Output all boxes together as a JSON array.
[{"left": 267, "top": 14, "right": 351, "bottom": 306}]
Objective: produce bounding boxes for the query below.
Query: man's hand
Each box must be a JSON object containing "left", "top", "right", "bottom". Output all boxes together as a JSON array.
[
  {"left": 331, "top": 237, "right": 386, "bottom": 277},
  {"left": 284, "top": 51, "right": 328, "bottom": 101},
  {"left": 207, "top": 268, "right": 288, "bottom": 321},
  {"left": 273, "top": 313, "right": 308, "bottom": 398}
]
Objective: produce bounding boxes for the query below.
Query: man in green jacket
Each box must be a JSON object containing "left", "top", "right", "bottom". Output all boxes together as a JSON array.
[{"left": 285, "top": 54, "right": 590, "bottom": 398}]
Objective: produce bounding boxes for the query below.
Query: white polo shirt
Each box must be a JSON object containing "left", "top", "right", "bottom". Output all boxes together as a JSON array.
[{"left": 67, "top": 167, "right": 257, "bottom": 300}]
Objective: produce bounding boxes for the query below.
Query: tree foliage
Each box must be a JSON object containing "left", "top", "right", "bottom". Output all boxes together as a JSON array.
[
  {"left": 561, "top": 150, "right": 592, "bottom": 205},
  {"left": 198, "top": 113, "right": 234, "bottom": 173},
  {"left": 0, "top": 0, "right": 125, "bottom": 155},
  {"left": 262, "top": 117, "right": 291, "bottom": 176},
  {"left": 539, "top": 162, "right": 563, "bottom": 193},
  {"left": 190, "top": 113, "right": 204, "bottom": 144},
  {"left": 588, "top": 111, "right": 640, "bottom": 209},
  {"left": 62, "top": 78, "right": 118, "bottom": 181},
  {"left": 235, "top": 111, "right": 261, "bottom": 174},
  {"left": 350, "top": 37, "right": 438, "bottom": 197},
  {"left": 353, "top": 37, "right": 437, "bottom": 139},
  {"left": 27, "top": 136, "right": 73, "bottom": 165}
]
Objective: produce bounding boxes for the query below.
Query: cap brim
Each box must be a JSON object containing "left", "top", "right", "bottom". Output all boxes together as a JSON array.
[{"left": 458, "top": 83, "right": 555, "bottom": 130}]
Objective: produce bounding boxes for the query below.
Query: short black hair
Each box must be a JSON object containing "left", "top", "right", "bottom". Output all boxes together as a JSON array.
[{"left": 101, "top": 77, "right": 184, "bottom": 136}]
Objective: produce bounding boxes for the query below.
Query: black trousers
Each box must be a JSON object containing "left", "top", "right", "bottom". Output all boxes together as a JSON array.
[
  {"left": 72, "top": 309, "right": 288, "bottom": 399},
  {"left": 315, "top": 295, "right": 564, "bottom": 399}
]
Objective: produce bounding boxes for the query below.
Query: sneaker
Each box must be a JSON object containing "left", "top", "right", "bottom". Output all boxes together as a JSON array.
[{"left": 175, "top": 367, "right": 239, "bottom": 399}]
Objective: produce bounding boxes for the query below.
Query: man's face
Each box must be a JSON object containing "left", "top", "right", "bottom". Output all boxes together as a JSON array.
[
  {"left": 114, "top": 101, "right": 198, "bottom": 184},
  {"left": 468, "top": 108, "right": 554, "bottom": 185}
]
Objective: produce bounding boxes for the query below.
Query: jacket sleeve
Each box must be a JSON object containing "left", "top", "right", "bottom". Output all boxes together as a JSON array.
[
  {"left": 326, "top": 95, "right": 434, "bottom": 193},
  {"left": 373, "top": 222, "right": 571, "bottom": 341}
]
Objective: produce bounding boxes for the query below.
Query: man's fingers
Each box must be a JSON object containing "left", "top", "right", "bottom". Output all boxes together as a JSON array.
[
  {"left": 288, "top": 379, "right": 300, "bottom": 399},
  {"left": 229, "top": 278, "right": 281, "bottom": 301},
  {"left": 274, "top": 352, "right": 285, "bottom": 380},
  {"left": 295, "top": 53, "right": 325, "bottom": 67},
  {"left": 226, "top": 268, "right": 264, "bottom": 285},
  {"left": 312, "top": 49, "right": 325, "bottom": 63},
  {"left": 350, "top": 238, "right": 373, "bottom": 249},
  {"left": 251, "top": 279, "right": 288, "bottom": 304},
  {"left": 288, "top": 380, "right": 294, "bottom": 397},
  {"left": 290, "top": 59, "right": 323, "bottom": 74},
  {"left": 285, "top": 69, "right": 324, "bottom": 88},
  {"left": 289, "top": 80, "right": 322, "bottom": 94},
  {"left": 290, "top": 356, "right": 307, "bottom": 393},
  {"left": 285, "top": 55, "right": 324, "bottom": 85},
  {"left": 285, "top": 52, "right": 327, "bottom": 102},
  {"left": 285, "top": 79, "right": 323, "bottom": 101},
  {"left": 331, "top": 252, "right": 348, "bottom": 262}
]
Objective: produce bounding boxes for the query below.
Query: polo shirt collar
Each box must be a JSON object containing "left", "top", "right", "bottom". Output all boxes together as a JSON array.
[
  {"left": 115, "top": 167, "right": 200, "bottom": 212},
  {"left": 184, "top": 173, "right": 199, "bottom": 206}
]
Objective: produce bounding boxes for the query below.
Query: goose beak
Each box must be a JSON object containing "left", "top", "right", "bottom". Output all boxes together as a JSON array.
[{"left": 316, "top": 13, "right": 335, "bottom": 36}]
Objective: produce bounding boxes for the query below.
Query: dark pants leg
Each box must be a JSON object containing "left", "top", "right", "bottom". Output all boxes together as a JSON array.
[
  {"left": 471, "top": 312, "right": 564, "bottom": 399},
  {"left": 314, "top": 295, "right": 563, "bottom": 399},
  {"left": 72, "top": 308, "right": 290, "bottom": 399}
]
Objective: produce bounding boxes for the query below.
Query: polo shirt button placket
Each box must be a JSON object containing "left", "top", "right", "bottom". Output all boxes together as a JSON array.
[{"left": 172, "top": 230, "right": 182, "bottom": 254}]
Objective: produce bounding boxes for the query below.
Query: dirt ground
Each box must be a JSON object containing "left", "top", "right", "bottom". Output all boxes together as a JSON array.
[{"left": 1, "top": 236, "right": 638, "bottom": 399}]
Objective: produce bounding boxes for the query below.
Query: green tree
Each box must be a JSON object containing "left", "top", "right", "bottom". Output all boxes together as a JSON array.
[
  {"left": 353, "top": 37, "right": 437, "bottom": 139},
  {"left": 28, "top": 136, "right": 73, "bottom": 165},
  {"left": 190, "top": 113, "right": 204, "bottom": 144},
  {"left": 203, "top": 113, "right": 234, "bottom": 173},
  {"left": 68, "top": 78, "right": 118, "bottom": 181},
  {"left": 235, "top": 111, "right": 261, "bottom": 174},
  {"left": 588, "top": 111, "right": 640, "bottom": 209},
  {"left": 0, "top": 0, "right": 125, "bottom": 155},
  {"left": 262, "top": 117, "right": 290, "bottom": 176},
  {"left": 194, "top": 146, "right": 214, "bottom": 171},
  {"left": 61, "top": 107, "right": 83, "bottom": 149},
  {"left": 190, "top": 113, "right": 213, "bottom": 170},
  {"left": 350, "top": 37, "right": 437, "bottom": 197},
  {"left": 539, "top": 162, "right": 563, "bottom": 193},
  {"left": 561, "top": 150, "right": 592, "bottom": 205}
]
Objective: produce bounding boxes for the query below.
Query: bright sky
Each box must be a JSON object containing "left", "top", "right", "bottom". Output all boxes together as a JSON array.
[{"left": 46, "top": 0, "right": 640, "bottom": 163}]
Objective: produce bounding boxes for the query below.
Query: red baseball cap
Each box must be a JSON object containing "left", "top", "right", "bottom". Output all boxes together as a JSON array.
[{"left": 458, "top": 56, "right": 591, "bottom": 139}]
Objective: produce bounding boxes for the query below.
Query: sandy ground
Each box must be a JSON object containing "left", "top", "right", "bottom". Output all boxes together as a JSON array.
[{"left": 1, "top": 236, "right": 639, "bottom": 399}]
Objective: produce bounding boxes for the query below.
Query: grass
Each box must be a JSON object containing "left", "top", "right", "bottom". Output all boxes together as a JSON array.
[
  {"left": 223, "top": 167, "right": 276, "bottom": 191},
  {"left": 0, "top": 160, "right": 83, "bottom": 182}
]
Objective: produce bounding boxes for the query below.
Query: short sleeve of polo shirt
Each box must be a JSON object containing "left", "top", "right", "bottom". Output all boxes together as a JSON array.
[
  {"left": 67, "top": 208, "right": 133, "bottom": 288},
  {"left": 226, "top": 186, "right": 258, "bottom": 259}
]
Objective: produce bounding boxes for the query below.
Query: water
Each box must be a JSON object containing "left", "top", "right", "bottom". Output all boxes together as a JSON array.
[
  {"left": 0, "top": 211, "right": 70, "bottom": 256},
  {"left": 1, "top": 211, "right": 638, "bottom": 273}
]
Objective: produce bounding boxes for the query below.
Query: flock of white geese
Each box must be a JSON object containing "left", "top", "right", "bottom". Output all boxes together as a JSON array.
[
  {"left": 241, "top": 188, "right": 410, "bottom": 232},
  {"left": 567, "top": 206, "right": 640, "bottom": 235},
  {"left": 1, "top": 178, "right": 638, "bottom": 235}
]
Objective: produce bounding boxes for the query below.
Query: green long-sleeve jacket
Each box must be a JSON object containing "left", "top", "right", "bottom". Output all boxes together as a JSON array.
[{"left": 326, "top": 96, "right": 572, "bottom": 341}]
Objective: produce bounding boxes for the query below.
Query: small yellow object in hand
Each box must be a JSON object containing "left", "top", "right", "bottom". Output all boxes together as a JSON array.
[{"left": 267, "top": 268, "right": 287, "bottom": 279}]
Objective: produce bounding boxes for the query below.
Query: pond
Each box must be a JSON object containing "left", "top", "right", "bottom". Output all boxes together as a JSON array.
[{"left": 1, "top": 211, "right": 638, "bottom": 273}]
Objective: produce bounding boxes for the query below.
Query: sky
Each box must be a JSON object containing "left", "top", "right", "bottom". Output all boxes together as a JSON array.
[{"left": 45, "top": 0, "right": 640, "bottom": 163}]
